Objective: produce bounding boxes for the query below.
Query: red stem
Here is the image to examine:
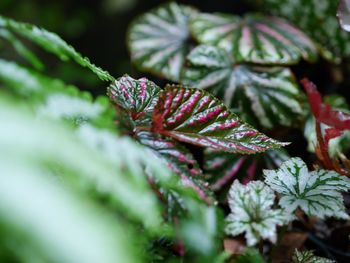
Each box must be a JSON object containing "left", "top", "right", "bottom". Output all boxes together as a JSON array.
[{"left": 315, "top": 121, "right": 334, "bottom": 170}]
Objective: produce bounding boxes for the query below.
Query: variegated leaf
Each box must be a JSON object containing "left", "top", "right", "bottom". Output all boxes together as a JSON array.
[
  {"left": 107, "top": 75, "right": 160, "bottom": 126},
  {"left": 190, "top": 13, "right": 318, "bottom": 64},
  {"left": 204, "top": 148, "right": 290, "bottom": 191},
  {"left": 292, "top": 249, "right": 334, "bottom": 263},
  {"left": 182, "top": 45, "right": 304, "bottom": 128},
  {"left": 225, "top": 180, "right": 291, "bottom": 246},
  {"left": 254, "top": 0, "right": 350, "bottom": 60},
  {"left": 264, "top": 157, "right": 350, "bottom": 219},
  {"left": 127, "top": 2, "right": 197, "bottom": 81},
  {"left": 136, "top": 131, "right": 211, "bottom": 203},
  {"left": 152, "top": 85, "right": 287, "bottom": 154}
]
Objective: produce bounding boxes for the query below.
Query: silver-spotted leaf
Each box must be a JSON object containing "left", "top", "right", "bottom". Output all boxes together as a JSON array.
[
  {"left": 108, "top": 75, "right": 160, "bottom": 126},
  {"left": 182, "top": 45, "right": 304, "bottom": 128},
  {"left": 127, "top": 2, "right": 197, "bottom": 81},
  {"left": 190, "top": 13, "right": 318, "bottom": 64},
  {"left": 226, "top": 180, "right": 291, "bottom": 246},
  {"left": 136, "top": 131, "right": 212, "bottom": 203},
  {"left": 292, "top": 249, "right": 334, "bottom": 263},
  {"left": 264, "top": 157, "right": 350, "bottom": 219},
  {"left": 152, "top": 85, "right": 287, "bottom": 154}
]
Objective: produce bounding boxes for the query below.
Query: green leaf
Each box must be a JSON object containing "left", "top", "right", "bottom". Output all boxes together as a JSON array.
[
  {"left": 225, "top": 180, "right": 291, "bottom": 246},
  {"left": 264, "top": 157, "right": 350, "bottom": 219},
  {"left": 180, "top": 205, "right": 222, "bottom": 257},
  {"left": 0, "top": 162, "right": 139, "bottom": 263},
  {"left": 292, "top": 249, "right": 334, "bottom": 263},
  {"left": 0, "top": 59, "right": 114, "bottom": 128},
  {"left": 182, "top": 45, "right": 304, "bottom": 128},
  {"left": 0, "top": 15, "right": 113, "bottom": 81},
  {"left": 0, "top": 99, "right": 165, "bottom": 232},
  {"left": 190, "top": 13, "right": 318, "bottom": 64},
  {"left": 232, "top": 248, "right": 266, "bottom": 263},
  {"left": 0, "top": 28, "right": 44, "bottom": 70},
  {"left": 136, "top": 131, "right": 212, "bottom": 203},
  {"left": 152, "top": 85, "right": 287, "bottom": 154},
  {"left": 108, "top": 75, "right": 161, "bottom": 126},
  {"left": 127, "top": 2, "right": 197, "bottom": 81},
  {"left": 254, "top": 0, "right": 350, "bottom": 60}
]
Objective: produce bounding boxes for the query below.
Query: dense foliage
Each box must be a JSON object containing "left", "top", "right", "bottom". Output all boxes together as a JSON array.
[{"left": 1, "top": 0, "right": 350, "bottom": 262}]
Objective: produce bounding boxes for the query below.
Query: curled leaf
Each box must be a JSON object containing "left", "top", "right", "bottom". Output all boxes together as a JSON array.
[
  {"left": 301, "top": 78, "right": 350, "bottom": 131},
  {"left": 108, "top": 75, "right": 160, "bottom": 126}
]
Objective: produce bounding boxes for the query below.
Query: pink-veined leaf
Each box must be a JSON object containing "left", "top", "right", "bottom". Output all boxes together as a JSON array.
[
  {"left": 136, "top": 131, "right": 212, "bottom": 203},
  {"left": 204, "top": 148, "right": 289, "bottom": 191},
  {"left": 257, "top": 0, "right": 350, "bottom": 60},
  {"left": 301, "top": 78, "right": 350, "bottom": 131},
  {"left": 190, "top": 13, "right": 318, "bottom": 64},
  {"left": 107, "top": 75, "right": 160, "bottom": 126},
  {"left": 152, "top": 85, "right": 287, "bottom": 154}
]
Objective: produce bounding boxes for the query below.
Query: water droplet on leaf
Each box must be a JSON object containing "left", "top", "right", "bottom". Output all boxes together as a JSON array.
[{"left": 337, "top": 0, "right": 350, "bottom": 32}]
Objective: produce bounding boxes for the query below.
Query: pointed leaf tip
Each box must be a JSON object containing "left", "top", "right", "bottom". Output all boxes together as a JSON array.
[{"left": 152, "top": 85, "right": 287, "bottom": 154}]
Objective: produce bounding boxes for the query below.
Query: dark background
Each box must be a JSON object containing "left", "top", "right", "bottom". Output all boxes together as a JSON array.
[{"left": 0, "top": 0, "right": 256, "bottom": 93}]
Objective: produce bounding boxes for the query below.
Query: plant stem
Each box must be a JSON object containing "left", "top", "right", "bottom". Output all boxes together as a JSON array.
[{"left": 315, "top": 120, "right": 333, "bottom": 170}]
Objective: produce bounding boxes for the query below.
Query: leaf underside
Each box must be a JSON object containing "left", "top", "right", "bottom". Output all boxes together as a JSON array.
[
  {"left": 182, "top": 45, "right": 304, "bottom": 128},
  {"left": 127, "top": 2, "right": 197, "bottom": 81},
  {"left": 190, "top": 13, "right": 318, "bottom": 64},
  {"left": 152, "top": 85, "right": 286, "bottom": 154}
]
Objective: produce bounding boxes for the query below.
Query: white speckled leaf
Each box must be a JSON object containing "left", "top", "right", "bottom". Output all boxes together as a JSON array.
[
  {"left": 292, "top": 249, "right": 335, "bottom": 263},
  {"left": 182, "top": 45, "right": 304, "bottom": 128},
  {"left": 264, "top": 157, "right": 350, "bottom": 219},
  {"left": 225, "top": 180, "right": 291, "bottom": 246},
  {"left": 190, "top": 13, "right": 318, "bottom": 64},
  {"left": 127, "top": 2, "right": 197, "bottom": 81}
]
